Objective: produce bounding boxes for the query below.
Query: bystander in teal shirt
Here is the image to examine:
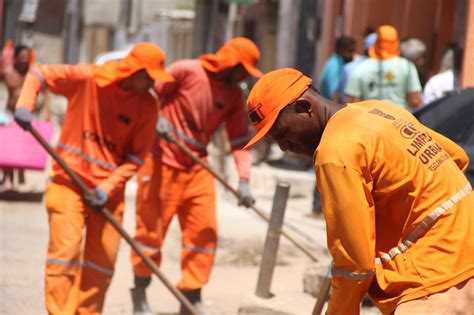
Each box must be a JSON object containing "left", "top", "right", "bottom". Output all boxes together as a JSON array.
[{"left": 318, "top": 53, "right": 344, "bottom": 99}]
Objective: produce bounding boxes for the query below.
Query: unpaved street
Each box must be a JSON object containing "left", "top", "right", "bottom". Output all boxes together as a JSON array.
[{"left": 1, "top": 168, "right": 335, "bottom": 315}]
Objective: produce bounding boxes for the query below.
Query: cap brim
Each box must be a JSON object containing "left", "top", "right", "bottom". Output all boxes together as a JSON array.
[
  {"left": 146, "top": 68, "right": 175, "bottom": 83},
  {"left": 243, "top": 109, "right": 280, "bottom": 149},
  {"left": 243, "top": 62, "right": 263, "bottom": 78}
]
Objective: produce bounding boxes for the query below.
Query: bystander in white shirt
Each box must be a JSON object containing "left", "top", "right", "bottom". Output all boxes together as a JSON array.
[{"left": 422, "top": 70, "right": 454, "bottom": 104}]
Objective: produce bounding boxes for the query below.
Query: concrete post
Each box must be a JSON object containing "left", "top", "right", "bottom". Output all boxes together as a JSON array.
[{"left": 255, "top": 182, "right": 291, "bottom": 299}]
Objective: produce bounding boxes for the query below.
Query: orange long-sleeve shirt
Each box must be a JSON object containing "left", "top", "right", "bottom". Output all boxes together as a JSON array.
[
  {"left": 314, "top": 100, "right": 473, "bottom": 314},
  {"left": 16, "top": 64, "right": 158, "bottom": 197},
  {"left": 154, "top": 59, "right": 252, "bottom": 179}
]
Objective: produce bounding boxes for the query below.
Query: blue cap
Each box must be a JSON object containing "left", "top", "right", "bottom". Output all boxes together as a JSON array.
[{"left": 364, "top": 33, "right": 377, "bottom": 50}]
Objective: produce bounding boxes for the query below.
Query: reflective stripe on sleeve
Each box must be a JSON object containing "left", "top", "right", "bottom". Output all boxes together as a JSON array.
[
  {"left": 127, "top": 153, "right": 144, "bottom": 166},
  {"left": 160, "top": 117, "right": 207, "bottom": 149},
  {"left": 57, "top": 143, "right": 117, "bottom": 171},
  {"left": 229, "top": 135, "right": 252, "bottom": 147},
  {"left": 30, "top": 67, "right": 47, "bottom": 89},
  {"left": 172, "top": 128, "right": 207, "bottom": 149},
  {"left": 375, "top": 182, "right": 472, "bottom": 266}
]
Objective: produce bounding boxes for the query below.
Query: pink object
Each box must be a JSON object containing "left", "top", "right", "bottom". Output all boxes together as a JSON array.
[{"left": 0, "top": 120, "right": 54, "bottom": 170}]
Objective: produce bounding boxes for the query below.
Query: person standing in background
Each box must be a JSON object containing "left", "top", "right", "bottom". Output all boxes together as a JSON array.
[
  {"left": 318, "top": 36, "right": 356, "bottom": 100},
  {"left": 345, "top": 25, "right": 422, "bottom": 111},
  {"left": 0, "top": 42, "right": 49, "bottom": 190},
  {"left": 400, "top": 37, "right": 427, "bottom": 88},
  {"left": 334, "top": 33, "right": 377, "bottom": 104},
  {"left": 423, "top": 45, "right": 463, "bottom": 104}
]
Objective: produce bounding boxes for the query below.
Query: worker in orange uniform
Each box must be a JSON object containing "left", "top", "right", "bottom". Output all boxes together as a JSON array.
[
  {"left": 243, "top": 68, "right": 473, "bottom": 314},
  {"left": 130, "top": 37, "right": 262, "bottom": 315},
  {"left": 14, "top": 43, "right": 174, "bottom": 315}
]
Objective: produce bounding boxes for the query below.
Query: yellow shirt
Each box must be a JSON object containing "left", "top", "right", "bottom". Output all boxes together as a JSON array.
[{"left": 314, "top": 100, "right": 473, "bottom": 314}]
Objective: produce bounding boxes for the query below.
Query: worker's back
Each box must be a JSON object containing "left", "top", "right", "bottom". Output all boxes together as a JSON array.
[{"left": 315, "top": 100, "right": 473, "bottom": 313}]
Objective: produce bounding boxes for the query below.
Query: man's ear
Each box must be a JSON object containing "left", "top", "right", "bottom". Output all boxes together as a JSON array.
[{"left": 294, "top": 99, "right": 312, "bottom": 114}]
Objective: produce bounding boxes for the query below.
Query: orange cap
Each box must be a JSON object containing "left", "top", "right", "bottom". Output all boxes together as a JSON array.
[
  {"left": 368, "top": 25, "right": 400, "bottom": 60},
  {"left": 244, "top": 68, "right": 312, "bottom": 149},
  {"left": 93, "top": 42, "right": 174, "bottom": 87},
  {"left": 200, "top": 37, "right": 263, "bottom": 78}
]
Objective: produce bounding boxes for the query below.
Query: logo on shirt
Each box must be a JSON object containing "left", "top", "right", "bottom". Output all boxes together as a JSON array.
[
  {"left": 384, "top": 71, "right": 396, "bottom": 82},
  {"left": 248, "top": 104, "right": 265, "bottom": 125},
  {"left": 392, "top": 119, "right": 448, "bottom": 171},
  {"left": 399, "top": 122, "right": 421, "bottom": 139},
  {"left": 117, "top": 114, "right": 131, "bottom": 125}
]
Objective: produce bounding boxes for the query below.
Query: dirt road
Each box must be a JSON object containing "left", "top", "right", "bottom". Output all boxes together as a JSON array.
[{"left": 1, "top": 169, "right": 333, "bottom": 315}]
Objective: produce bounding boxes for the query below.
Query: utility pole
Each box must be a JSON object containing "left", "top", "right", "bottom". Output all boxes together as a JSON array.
[
  {"left": 276, "top": 0, "right": 301, "bottom": 68},
  {"left": 3, "top": 0, "right": 27, "bottom": 45},
  {"left": 192, "top": 0, "right": 219, "bottom": 56},
  {"left": 0, "top": 0, "right": 4, "bottom": 47},
  {"left": 225, "top": 1, "right": 238, "bottom": 41},
  {"left": 114, "top": 0, "right": 132, "bottom": 50},
  {"left": 296, "top": 0, "right": 317, "bottom": 76},
  {"left": 65, "top": 0, "right": 82, "bottom": 63}
]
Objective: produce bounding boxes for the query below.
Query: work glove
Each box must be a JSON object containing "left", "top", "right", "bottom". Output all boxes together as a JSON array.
[
  {"left": 85, "top": 187, "right": 109, "bottom": 210},
  {"left": 238, "top": 179, "right": 256, "bottom": 207},
  {"left": 14, "top": 108, "right": 33, "bottom": 130},
  {"left": 156, "top": 116, "right": 172, "bottom": 142}
]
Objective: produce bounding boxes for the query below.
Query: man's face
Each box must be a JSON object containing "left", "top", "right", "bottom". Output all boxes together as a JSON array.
[
  {"left": 14, "top": 49, "right": 30, "bottom": 74},
  {"left": 413, "top": 55, "right": 425, "bottom": 69},
  {"left": 223, "top": 64, "right": 249, "bottom": 84},
  {"left": 340, "top": 44, "right": 356, "bottom": 63},
  {"left": 265, "top": 101, "right": 320, "bottom": 157},
  {"left": 129, "top": 69, "right": 154, "bottom": 94}
]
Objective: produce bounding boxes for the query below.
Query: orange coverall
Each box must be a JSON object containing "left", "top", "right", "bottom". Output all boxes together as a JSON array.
[
  {"left": 132, "top": 59, "right": 252, "bottom": 291},
  {"left": 16, "top": 63, "right": 158, "bottom": 314},
  {"left": 314, "top": 100, "right": 473, "bottom": 314}
]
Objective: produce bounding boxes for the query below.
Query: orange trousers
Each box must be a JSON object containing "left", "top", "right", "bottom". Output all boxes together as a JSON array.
[
  {"left": 44, "top": 178, "right": 124, "bottom": 315},
  {"left": 132, "top": 155, "right": 217, "bottom": 291}
]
